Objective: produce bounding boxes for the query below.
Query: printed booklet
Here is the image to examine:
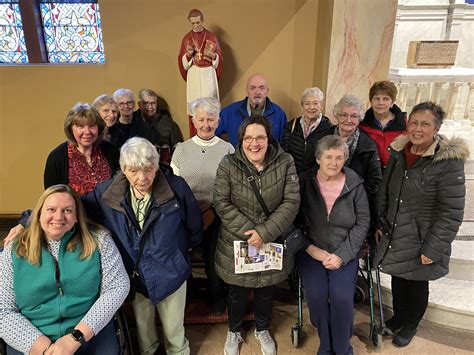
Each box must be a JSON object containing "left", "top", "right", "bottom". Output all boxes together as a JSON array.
[{"left": 234, "top": 241, "right": 283, "bottom": 274}]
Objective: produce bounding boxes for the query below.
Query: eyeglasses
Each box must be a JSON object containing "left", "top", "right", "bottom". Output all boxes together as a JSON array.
[
  {"left": 135, "top": 197, "right": 146, "bottom": 224},
  {"left": 143, "top": 101, "right": 157, "bottom": 107},
  {"left": 243, "top": 135, "right": 267, "bottom": 144},
  {"left": 118, "top": 101, "right": 134, "bottom": 107},
  {"left": 337, "top": 113, "right": 360, "bottom": 121}
]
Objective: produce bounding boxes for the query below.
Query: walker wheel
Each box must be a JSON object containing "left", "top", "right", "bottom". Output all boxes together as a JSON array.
[
  {"left": 370, "top": 325, "right": 383, "bottom": 349},
  {"left": 354, "top": 285, "right": 365, "bottom": 304},
  {"left": 291, "top": 324, "right": 300, "bottom": 348}
]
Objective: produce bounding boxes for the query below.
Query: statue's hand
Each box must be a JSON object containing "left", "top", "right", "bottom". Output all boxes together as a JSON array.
[
  {"left": 204, "top": 48, "right": 216, "bottom": 60},
  {"left": 186, "top": 44, "right": 195, "bottom": 57}
]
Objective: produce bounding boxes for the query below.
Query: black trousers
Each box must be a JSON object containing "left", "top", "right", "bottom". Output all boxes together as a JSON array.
[
  {"left": 228, "top": 284, "right": 274, "bottom": 332},
  {"left": 391, "top": 276, "right": 429, "bottom": 329},
  {"left": 202, "top": 215, "right": 226, "bottom": 303}
]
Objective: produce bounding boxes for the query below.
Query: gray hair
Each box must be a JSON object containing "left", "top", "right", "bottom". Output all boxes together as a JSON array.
[
  {"left": 113, "top": 88, "right": 135, "bottom": 103},
  {"left": 410, "top": 101, "right": 445, "bottom": 129},
  {"left": 120, "top": 137, "right": 160, "bottom": 170},
  {"left": 92, "top": 94, "right": 116, "bottom": 110},
  {"left": 138, "top": 88, "right": 158, "bottom": 102},
  {"left": 301, "top": 87, "right": 324, "bottom": 105},
  {"left": 332, "top": 94, "right": 365, "bottom": 120},
  {"left": 190, "top": 97, "right": 221, "bottom": 118},
  {"left": 315, "top": 135, "right": 349, "bottom": 161}
]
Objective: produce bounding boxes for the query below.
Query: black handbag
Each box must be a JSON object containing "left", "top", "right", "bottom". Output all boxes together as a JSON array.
[{"left": 243, "top": 165, "right": 306, "bottom": 255}]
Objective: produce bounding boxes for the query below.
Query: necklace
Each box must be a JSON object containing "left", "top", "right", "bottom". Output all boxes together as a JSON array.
[{"left": 191, "top": 31, "right": 207, "bottom": 61}]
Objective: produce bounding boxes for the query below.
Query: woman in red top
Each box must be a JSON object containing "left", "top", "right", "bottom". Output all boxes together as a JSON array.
[
  {"left": 359, "top": 81, "right": 407, "bottom": 170},
  {"left": 44, "top": 103, "right": 120, "bottom": 196}
]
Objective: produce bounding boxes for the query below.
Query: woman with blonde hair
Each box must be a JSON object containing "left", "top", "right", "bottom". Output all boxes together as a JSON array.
[{"left": 0, "top": 184, "right": 129, "bottom": 355}]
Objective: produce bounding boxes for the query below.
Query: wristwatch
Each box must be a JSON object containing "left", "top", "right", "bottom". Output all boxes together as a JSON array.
[{"left": 71, "top": 329, "right": 86, "bottom": 346}]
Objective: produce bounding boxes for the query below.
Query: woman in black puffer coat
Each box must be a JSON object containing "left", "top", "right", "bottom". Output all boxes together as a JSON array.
[{"left": 374, "top": 101, "right": 469, "bottom": 348}]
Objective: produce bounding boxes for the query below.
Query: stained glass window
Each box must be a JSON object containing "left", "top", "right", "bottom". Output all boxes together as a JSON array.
[
  {"left": 0, "top": 0, "right": 28, "bottom": 63},
  {"left": 40, "top": 1, "right": 104, "bottom": 63}
]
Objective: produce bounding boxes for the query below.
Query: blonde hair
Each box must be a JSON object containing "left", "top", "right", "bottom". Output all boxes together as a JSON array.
[{"left": 15, "top": 184, "right": 98, "bottom": 265}]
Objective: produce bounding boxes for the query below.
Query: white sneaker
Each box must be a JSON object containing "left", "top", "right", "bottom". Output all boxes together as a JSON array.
[
  {"left": 224, "top": 331, "right": 243, "bottom": 355},
  {"left": 254, "top": 330, "right": 276, "bottom": 355}
]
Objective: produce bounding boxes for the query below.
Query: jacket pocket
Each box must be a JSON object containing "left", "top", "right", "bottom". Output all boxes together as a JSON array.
[{"left": 411, "top": 219, "right": 423, "bottom": 244}]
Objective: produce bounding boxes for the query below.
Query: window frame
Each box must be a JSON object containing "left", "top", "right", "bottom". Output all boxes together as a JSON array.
[{"left": 1, "top": 0, "right": 103, "bottom": 64}]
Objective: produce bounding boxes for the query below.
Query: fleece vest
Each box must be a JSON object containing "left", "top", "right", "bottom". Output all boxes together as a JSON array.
[{"left": 13, "top": 231, "right": 100, "bottom": 341}]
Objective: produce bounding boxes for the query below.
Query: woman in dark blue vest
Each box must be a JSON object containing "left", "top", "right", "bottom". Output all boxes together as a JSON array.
[{"left": 0, "top": 184, "right": 129, "bottom": 355}]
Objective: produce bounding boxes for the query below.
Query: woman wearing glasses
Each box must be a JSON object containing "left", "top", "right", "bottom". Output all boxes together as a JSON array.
[
  {"left": 329, "top": 95, "right": 382, "bottom": 213},
  {"left": 213, "top": 115, "right": 300, "bottom": 355},
  {"left": 44, "top": 103, "right": 120, "bottom": 196},
  {"left": 281, "top": 87, "right": 333, "bottom": 174},
  {"left": 4, "top": 138, "right": 202, "bottom": 355}
]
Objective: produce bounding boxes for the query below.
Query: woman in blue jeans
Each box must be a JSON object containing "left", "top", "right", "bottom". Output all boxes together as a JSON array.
[{"left": 297, "top": 135, "right": 370, "bottom": 355}]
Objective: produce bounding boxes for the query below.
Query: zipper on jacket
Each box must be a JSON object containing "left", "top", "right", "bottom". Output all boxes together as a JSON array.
[
  {"left": 377, "top": 168, "right": 407, "bottom": 268},
  {"left": 54, "top": 259, "right": 64, "bottom": 296}
]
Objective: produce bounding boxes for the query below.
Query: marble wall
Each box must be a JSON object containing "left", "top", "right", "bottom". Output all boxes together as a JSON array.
[
  {"left": 390, "top": 0, "right": 474, "bottom": 69},
  {"left": 324, "top": 0, "right": 398, "bottom": 119},
  {"left": 389, "top": 0, "right": 474, "bottom": 119}
]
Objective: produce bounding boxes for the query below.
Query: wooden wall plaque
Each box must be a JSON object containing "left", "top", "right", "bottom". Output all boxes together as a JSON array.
[{"left": 407, "top": 40, "right": 459, "bottom": 68}]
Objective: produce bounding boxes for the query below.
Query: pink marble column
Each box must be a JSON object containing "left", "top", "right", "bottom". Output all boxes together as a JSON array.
[{"left": 324, "top": 0, "right": 398, "bottom": 121}]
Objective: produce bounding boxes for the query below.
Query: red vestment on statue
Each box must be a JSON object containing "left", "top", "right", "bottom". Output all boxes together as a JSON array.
[{"left": 178, "top": 28, "right": 223, "bottom": 81}]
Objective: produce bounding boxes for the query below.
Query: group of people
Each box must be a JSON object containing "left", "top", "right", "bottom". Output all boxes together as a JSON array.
[{"left": 0, "top": 76, "right": 468, "bottom": 355}]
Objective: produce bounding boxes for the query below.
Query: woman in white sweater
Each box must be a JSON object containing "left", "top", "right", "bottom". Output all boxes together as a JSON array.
[{"left": 171, "top": 97, "right": 234, "bottom": 314}]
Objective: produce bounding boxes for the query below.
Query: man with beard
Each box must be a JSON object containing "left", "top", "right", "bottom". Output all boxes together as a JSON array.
[
  {"left": 216, "top": 74, "right": 287, "bottom": 146},
  {"left": 135, "top": 89, "right": 183, "bottom": 163}
]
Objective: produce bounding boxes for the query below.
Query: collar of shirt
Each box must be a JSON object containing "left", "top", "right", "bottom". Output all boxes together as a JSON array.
[
  {"left": 300, "top": 113, "right": 322, "bottom": 138},
  {"left": 246, "top": 99, "right": 266, "bottom": 116},
  {"left": 192, "top": 135, "right": 220, "bottom": 147}
]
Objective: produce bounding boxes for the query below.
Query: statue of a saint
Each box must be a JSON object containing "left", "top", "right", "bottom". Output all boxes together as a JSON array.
[{"left": 178, "top": 9, "right": 223, "bottom": 135}]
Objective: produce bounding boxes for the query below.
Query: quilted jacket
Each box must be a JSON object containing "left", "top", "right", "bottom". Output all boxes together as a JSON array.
[
  {"left": 374, "top": 135, "right": 468, "bottom": 280},
  {"left": 213, "top": 143, "right": 300, "bottom": 287}
]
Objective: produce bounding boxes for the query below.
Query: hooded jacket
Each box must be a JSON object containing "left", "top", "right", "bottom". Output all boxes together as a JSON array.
[
  {"left": 213, "top": 143, "right": 300, "bottom": 287},
  {"left": 374, "top": 135, "right": 468, "bottom": 280}
]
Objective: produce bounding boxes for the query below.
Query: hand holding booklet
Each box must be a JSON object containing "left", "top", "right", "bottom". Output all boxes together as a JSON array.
[{"left": 234, "top": 241, "right": 284, "bottom": 274}]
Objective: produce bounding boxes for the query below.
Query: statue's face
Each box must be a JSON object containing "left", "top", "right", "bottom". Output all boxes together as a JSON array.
[{"left": 189, "top": 16, "right": 204, "bottom": 32}]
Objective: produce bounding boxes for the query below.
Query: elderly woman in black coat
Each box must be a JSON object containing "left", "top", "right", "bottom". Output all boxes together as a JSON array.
[
  {"left": 281, "top": 87, "right": 333, "bottom": 174},
  {"left": 329, "top": 94, "right": 382, "bottom": 215},
  {"left": 374, "top": 101, "right": 468, "bottom": 347}
]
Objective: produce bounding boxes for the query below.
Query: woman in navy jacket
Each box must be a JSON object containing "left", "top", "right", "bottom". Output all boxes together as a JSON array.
[{"left": 82, "top": 137, "right": 202, "bottom": 355}]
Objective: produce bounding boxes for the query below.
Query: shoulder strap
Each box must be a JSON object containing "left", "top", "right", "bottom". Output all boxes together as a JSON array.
[
  {"left": 243, "top": 165, "right": 271, "bottom": 217},
  {"left": 291, "top": 118, "right": 298, "bottom": 134},
  {"left": 130, "top": 229, "right": 149, "bottom": 280}
]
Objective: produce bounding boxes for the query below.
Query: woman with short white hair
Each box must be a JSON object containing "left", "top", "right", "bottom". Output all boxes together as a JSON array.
[
  {"left": 329, "top": 94, "right": 382, "bottom": 214},
  {"left": 82, "top": 137, "right": 202, "bottom": 355},
  {"left": 171, "top": 97, "right": 234, "bottom": 314},
  {"left": 282, "top": 87, "right": 333, "bottom": 174}
]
